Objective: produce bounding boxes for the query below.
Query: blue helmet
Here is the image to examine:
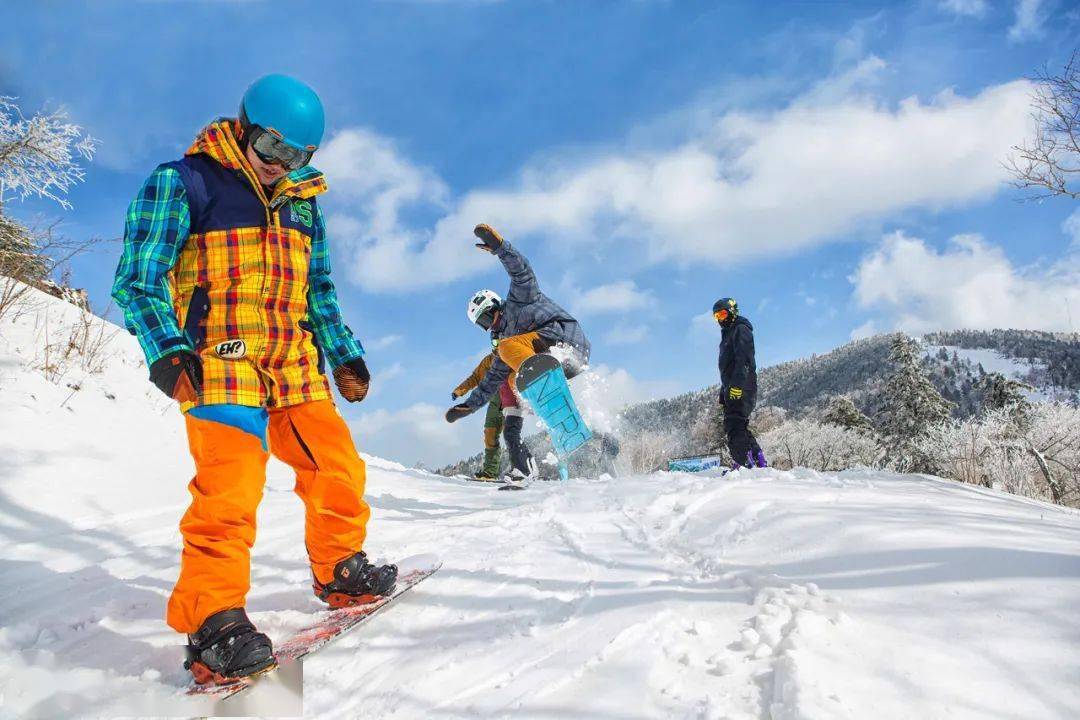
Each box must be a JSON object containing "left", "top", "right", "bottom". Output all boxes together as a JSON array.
[{"left": 240, "top": 74, "right": 325, "bottom": 151}]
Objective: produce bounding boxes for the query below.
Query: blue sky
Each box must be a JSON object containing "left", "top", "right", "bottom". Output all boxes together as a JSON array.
[{"left": 4, "top": 0, "right": 1079, "bottom": 466}]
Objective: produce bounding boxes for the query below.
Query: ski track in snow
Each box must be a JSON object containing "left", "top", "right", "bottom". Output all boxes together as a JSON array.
[{"left": 2, "top": 287, "right": 1080, "bottom": 719}]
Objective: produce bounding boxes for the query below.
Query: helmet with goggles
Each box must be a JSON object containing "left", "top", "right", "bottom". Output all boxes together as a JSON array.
[
  {"left": 467, "top": 290, "right": 502, "bottom": 331},
  {"left": 239, "top": 74, "right": 324, "bottom": 171},
  {"left": 712, "top": 297, "right": 738, "bottom": 325}
]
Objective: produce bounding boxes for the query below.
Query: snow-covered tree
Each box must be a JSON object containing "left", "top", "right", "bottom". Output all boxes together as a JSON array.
[
  {"left": 881, "top": 334, "right": 954, "bottom": 473},
  {"left": 914, "top": 403, "right": 1080, "bottom": 507},
  {"left": 1021, "top": 403, "right": 1080, "bottom": 506},
  {"left": 822, "top": 395, "right": 874, "bottom": 432},
  {"left": 916, "top": 410, "right": 1032, "bottom": 492},
  {"left": 750, "top": 405, "right": 787, "bottom": 435},
  {"left": 0, "top": 98, "right": 98, "bottom": 319},
  {"left": 761, "top": 418, "right": 881, "bottom": 472},
  {"left": 0, "top": 97, "right": 96, "bottom": 209}
]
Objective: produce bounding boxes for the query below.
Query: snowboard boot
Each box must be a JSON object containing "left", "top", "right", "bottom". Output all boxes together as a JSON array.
[
  {"left": 753, "top": 450, "right": 768, "bottom": 468},
  {"left": 474, "top": 470, "right": 500, "bottom": 481},
  {"left": 184, "top": 608, "right": 276, "bottom": 685},
  {"left": 313, "top": 551, "right": 399, "bottom": 609},
  {"left": 502, "top": 456, "right": 538, "bottom": 485},
  {"left": 503, "top": 415, "right": 537, "bottom": 482},
  {"left": 481, "top": 447, "right": 502, "bottom": 478}
]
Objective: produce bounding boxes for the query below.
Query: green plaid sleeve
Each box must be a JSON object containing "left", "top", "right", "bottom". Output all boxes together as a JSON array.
[
  {"left": 307, "top": 204, "right": 364, "bottom": 367},
  {"left": 111, "top": 165, "right": 192, "bottom": 366}
]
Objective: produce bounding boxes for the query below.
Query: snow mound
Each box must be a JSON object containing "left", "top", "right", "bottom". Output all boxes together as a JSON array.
[{"left": 2, "top": 288, "right": 1079, "bottom": 719}]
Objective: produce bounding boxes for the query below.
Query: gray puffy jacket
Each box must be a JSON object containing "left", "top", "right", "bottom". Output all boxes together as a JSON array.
[{"left": 462, "top": 242, "right": 590, "bottom": 410}]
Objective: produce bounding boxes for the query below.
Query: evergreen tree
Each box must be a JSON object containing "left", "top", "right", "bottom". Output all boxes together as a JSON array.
[
  {"left": 881, "top": 334, "right": 954, "bottom": 473},
  {"left": 980, "top": 372, "right": 1035, "bottom": 431},
  {"left": 822, "top": 395, "right": 874, "bottom": 432},
  {"left": 981, "top": 372, "right": 1032, "bottom": 411}
]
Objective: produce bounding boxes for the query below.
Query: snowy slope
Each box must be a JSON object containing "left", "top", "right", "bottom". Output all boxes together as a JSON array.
[
  {"left": 2, "top": 288, "right": 1080, "bottom": 719},
  {"left": 925, "top": 344, "right": 1069, "bottom": 403}
]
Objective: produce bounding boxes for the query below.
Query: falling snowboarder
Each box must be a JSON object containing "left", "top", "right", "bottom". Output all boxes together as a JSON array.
[
  {"left": 112, "top": 74, "right": 398, "bottom": 686},
  {"left": 445, "top": 224, "right": 595, "bottom": 483},
  {"left": 714, "top": 297, "right": 767, "bottom": 469}
]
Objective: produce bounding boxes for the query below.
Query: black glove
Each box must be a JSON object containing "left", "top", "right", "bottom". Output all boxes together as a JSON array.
[
  {"left": 149, "top": 350, "right": 203, "bottom": 402},
  {"left": 333, "top": 357, "right": 370, "bottom": 403},
  {"left": 445, "top": 404, "right": 476, "bottom": 423},
  {"left": 473, "top": 223, "right": 504, "bottom": 253}
]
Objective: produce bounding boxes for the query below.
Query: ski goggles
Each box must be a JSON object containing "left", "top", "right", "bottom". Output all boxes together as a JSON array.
[
  {"left": 249, "top": 127, "right": 315, "bottom": 171},
  {"left": 476, "top": 308, "right": 498, "bottom": 331},
  {"left": 714, "top": 309, "right": 730, "bottom": 323}
]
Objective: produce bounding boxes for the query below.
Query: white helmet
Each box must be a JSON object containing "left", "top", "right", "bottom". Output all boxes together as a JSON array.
[{"left": 467, "top": 289, "right": 502, "bottom": 329}]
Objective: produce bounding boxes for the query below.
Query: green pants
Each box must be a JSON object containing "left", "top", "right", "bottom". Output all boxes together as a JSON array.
[{"left": 482, "top": 395, "right": 504, "bottom": 476}]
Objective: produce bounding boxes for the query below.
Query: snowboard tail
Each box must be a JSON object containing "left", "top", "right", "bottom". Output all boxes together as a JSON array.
[{"left": 515, "top": 354, "right": 592, "bottom": 459}]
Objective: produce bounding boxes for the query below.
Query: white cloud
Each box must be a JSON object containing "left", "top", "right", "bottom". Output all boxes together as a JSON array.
[
  {"left": 1064, "top": 209, "right": 1080, "bottom": 248},
  {"left": 367, "top": 334, "right": 404, "bottom": 351},
  {"left": 602, "top": 323, "right": 649, "bottom": 346},
  {"left": 850, "top": 320, "right": 879, "bottom": 340},
  {"left": 1008, "top": 0, "right": 1048, "bottom": 42},
  {"left": 350, "top": 402, "right": 475, "bottom": 469},
  {"left": 572, "top": 280, "right": 654, "bottom": 315},
  {"left": 688, "top": 310, "right": 721, "bottom": 344},
  {"left": 318, "top": 128, "right": 492, "bottom": 292},
  {"left": 850, "top": 231, "right": 1080, "bottom": 333},
  {"left": 939, "top": 0, "right": 988, "bottom": 18},
  {"left": 363, "top": 361, "right": 405, "bottom": 401},
  {"left": 320, "top": 69, "right": 1033, "bottom": 293}
]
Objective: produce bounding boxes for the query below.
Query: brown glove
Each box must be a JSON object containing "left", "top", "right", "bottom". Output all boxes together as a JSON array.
[
  {"left": 473, "top": 224, "right": 504, "bottom": 253},
  {"left": 333, "top": 357, "right": 370, "bottom": 403}
]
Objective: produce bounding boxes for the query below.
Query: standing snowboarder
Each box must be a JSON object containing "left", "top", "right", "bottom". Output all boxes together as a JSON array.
[
  {"left": 714, "top": 297, "right": 766, "bottom": 469},
  {"left": 452, "top": 352, "right": 504, "bottom": 479},
  {"left": 112, "top": 75, "right": 397, "bottom": 685},
  {"left": 445, "top": 225, "right": 590, "bottom": 481}
]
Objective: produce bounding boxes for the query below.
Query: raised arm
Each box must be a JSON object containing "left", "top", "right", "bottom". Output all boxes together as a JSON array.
[
  {"left": 496, "top": 241, "right": 540, "bottom": 304},
  {"left": 473, "top": 224, "right": 540, "bottom": 304},
  {"left": 111, "top": 165, "right": 192, "bottom": 365}
]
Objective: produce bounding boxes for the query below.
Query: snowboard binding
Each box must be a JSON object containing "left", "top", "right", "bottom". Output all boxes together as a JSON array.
[
  {"left": 313, "top": 551, "right": 399, "bottom": 609},
  {"left": 184, "top": 608, "right": 277, "bottom": 685}
]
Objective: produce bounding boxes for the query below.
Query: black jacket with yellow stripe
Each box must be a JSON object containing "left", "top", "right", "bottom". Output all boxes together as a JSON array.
[{"left": 718, "top": 316, "right": 757, "bottom": 418}]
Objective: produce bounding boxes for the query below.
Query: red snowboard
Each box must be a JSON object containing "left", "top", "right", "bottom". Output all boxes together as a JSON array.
[{"left": 185, "top": 553, "right": 441, "bottom": 704}]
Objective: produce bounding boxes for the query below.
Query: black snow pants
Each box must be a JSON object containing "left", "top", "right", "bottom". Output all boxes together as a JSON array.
[
  {"left": 723, "top": 401, "right": 761, "bottom": 468},
  {"left": 502, "top": 414, "right": 534, "bottom": 475}
]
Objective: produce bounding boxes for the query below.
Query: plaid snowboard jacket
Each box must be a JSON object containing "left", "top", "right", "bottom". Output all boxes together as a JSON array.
[{"left": 112, "top": 119, "right": 363, "bottom": 409}]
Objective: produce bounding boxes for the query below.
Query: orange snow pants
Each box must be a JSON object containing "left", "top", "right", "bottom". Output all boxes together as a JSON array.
[
  {"left": 496, "top": 331, "right": 542, "bottom": 390},
  {"left": 166, "top": 399, "right": 370, "bottom": 633}
]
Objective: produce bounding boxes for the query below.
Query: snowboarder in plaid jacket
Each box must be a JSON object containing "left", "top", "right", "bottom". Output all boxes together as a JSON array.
[{"left": 112, "top": 74, "right": 396, "bottom": 685}]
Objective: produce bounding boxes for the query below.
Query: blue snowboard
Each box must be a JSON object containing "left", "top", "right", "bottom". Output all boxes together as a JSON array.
[
  {"left": 667, "top": 455, "right": 727, "bottom": 473},
  {"left": 515, "top": 354, "right": 592, "bottom": 480}
]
